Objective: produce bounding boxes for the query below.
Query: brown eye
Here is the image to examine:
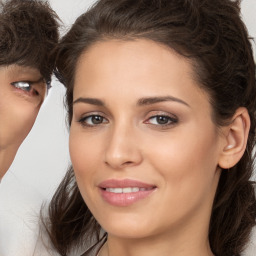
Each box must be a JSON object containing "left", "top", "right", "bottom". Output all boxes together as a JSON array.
[
  {"left": 146, "top": 115, "right": 178, "bottom": 126},
  {"left": 91, "top": 115, "right": 104, "bottom": 124},
  {"left": 155, "top": 116, "right": 170, "bottom": 125},
  {"left": 78, "top": 114, "right": 108, "bottom": 127}
]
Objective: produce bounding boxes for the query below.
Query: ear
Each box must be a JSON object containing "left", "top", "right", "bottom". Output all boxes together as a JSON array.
[{"left": 218, "top": 107, "right": 250, "bottom": 169}]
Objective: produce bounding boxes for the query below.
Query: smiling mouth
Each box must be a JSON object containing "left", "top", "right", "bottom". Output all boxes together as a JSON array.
[
  {"left": 103, "top": 187, "right": 154, "bottom": 193},
  {"left": 99, "top": 179, "right": 156, "bottom": 206}
]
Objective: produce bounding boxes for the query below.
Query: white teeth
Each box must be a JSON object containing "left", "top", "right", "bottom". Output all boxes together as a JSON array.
[
  {"left": 132, "top": 187, "right": 140, "bottom": 192},
  {"left": 105, "top": 187, "right": 145, "bottom": 193},
  {"left": 123, "top": 187, "right": 132, "bottom": 193},
  {"left": 108, "top": 188, "right": 122, "bottom": 193}
]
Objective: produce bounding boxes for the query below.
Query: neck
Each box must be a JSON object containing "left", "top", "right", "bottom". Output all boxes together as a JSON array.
[
  {"left": 0, "top": 147, "right": 17, "bottom": 178},
  {"left": 101, "top": 224, "right": 214, "bottom": 256},
  {"left": 99, "top": 237, "right": 214, "bottom": 256}
]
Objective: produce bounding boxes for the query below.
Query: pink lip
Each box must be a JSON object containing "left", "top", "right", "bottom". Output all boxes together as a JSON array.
[{"left": 98, "top": 179, "right": 156, "bottom": 207}]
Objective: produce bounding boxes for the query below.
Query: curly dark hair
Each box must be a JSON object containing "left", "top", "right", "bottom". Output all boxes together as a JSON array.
[
  {"left": 44, "top": 0, "right": 256, "bottom": 255},
  {"left": 0, "top": 0, "right": 59, "bottom": 83}
]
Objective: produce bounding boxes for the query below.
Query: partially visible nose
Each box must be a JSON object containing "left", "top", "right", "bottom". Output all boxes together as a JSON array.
[{"left": 104, "top": 123, "right": 143, "bottom": 170}]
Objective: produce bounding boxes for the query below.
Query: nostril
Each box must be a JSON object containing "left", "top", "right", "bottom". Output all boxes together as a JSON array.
[{"left": 122, "top": 161, "right": 133, "bottom": 165}]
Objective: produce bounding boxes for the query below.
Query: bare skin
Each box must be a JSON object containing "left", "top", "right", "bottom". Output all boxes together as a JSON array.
[
  {"left": 70, "top": 39, "right": 249, "bottom": 256},
  {"left": 0, "top": 65, "right": 46, "bottom": 178}
]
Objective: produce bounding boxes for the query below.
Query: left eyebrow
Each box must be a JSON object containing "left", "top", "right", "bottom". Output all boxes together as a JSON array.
[{"left": 137, "top": 96, "right": 190, "bottom": 107}]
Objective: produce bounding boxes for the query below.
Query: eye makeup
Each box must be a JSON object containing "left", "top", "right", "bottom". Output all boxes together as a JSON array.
[
  {"left": 78, "top": 113, "right": 109, "bottom": 127},
  {"left": 145, "top": 114, "right": 178, "bottom": 127}
]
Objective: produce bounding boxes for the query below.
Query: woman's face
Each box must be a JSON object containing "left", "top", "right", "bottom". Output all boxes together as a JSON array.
[
  {"left": 0, "top": 64, "right": 46, "bottom": 177},
  {"left": 70, "top": 39, "right": 226, "bottom": 240}
]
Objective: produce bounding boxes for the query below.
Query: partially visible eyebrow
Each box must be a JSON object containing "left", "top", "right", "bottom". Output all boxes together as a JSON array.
[
  {"left": 24, "top": 77, "right": 44, "bottom": 84},
  {"left": 73, "top": 97, "right": 105, "bottom": 106},
  {"left": 11, "top": 77, "right": 45, "bottom": 88},
  {"left": 8, "top": 65, "right": 42, "bottom": 77},
  {"left": 137, "top": 96, "right": 190, "bottom": 107}
]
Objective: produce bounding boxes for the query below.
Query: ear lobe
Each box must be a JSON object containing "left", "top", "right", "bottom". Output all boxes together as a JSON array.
[{"left": 218, "top": 107, "right": 250, "bottom": 169}]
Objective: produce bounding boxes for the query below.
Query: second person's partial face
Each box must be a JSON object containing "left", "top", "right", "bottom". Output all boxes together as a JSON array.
[
  {"left": 70, "top": 39, "right": 225, "bottom": 240},
  {"left": 0, "top": 64, "right": 46, "bottom": 177}
]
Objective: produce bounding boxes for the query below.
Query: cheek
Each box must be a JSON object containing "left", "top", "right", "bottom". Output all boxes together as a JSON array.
[
  {"left": 69, "top": 127, "right": 106, "bottom": 208},
  {"left": 139, "top": 127, "right": 221, "bottom": 230},
  {"left": 0, "top": 100, "right": 39, "bottom": 148},
  {"left": 147, "top": 125, "right": 220, "bottom": 203},
  {"left": 69, "top": 127, "right": 102, "bottom": 180}
]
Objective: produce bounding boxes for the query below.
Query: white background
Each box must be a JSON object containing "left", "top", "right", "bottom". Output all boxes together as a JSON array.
[{"left": 0, "top": 0, "right": 255, "bottom": 255}]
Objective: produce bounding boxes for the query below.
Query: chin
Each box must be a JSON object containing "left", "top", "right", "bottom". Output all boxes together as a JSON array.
[{"left": 98, "top": 215, "right": 157, "bottom": 239}]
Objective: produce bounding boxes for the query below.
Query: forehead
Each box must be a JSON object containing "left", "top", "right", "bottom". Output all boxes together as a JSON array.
[
  {"left": 73, "top": 39, "right": 211, "bottom": 113},
  {"left": 74, "top": 39, "right": 201, "bottom": 94},
  {"left": 0, "top": 64, "right": 41, "bottom": 78}
]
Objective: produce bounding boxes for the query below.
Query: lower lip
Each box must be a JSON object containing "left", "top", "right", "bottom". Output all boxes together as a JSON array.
[{"left": 100, "top": 188, "right": 155, "bottom": 207}]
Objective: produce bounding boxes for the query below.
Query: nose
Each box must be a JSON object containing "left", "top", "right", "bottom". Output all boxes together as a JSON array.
[{"left": 104, "top": 124, "right": 143, "bottom": 169}]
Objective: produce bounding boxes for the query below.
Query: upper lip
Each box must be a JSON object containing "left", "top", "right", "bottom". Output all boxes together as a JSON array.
[{"left": 98, "top": 179, "right": 156, "bottom": 189}]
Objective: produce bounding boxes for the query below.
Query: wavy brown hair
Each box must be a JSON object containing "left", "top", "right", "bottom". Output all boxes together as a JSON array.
[
  {"left": 45, "top": 0, "right": 256, "bottom": 255},
  {"left": 0, "top": 0, "right": 59, "bottom": 83}
]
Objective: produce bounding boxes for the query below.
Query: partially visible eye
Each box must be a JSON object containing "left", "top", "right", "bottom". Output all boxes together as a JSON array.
[
  {"left": 78, "top": 114, "right": 108, "bottom": 127},
  {"left": 46, "top": 80, "right": 52, "bottom": 95},
  {"left": 145, "top": 114, "right": 178, "bottom": 127},
  {"left": 11, "top": 81, "right": 39, "bottom": 96}
]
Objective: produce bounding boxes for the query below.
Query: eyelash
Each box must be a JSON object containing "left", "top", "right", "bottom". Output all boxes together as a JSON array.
[
  {"left": 78, "top": 113, "right": 178, "bottom": 128},
  {"left": 78, "top": 114, "right": 108, "bottom": 127},
  {"left": 11, "top": 81, "right": 39, "bottom": 96},
  {"left": 144, "top": 114, "right": 178, "bottom": 128}
]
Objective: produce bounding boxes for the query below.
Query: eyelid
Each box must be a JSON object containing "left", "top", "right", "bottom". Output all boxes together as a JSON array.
[
  {"left": 11, "top": 78, "right": 47, "bottom": 98},
  {"left": 11, "top": 80, "right": 31, "bottom": 87},
  {"left": 144, "top": 111, "right": 179, "bottom": 127},
  {"left": 77, "top": 112, "right": 109, "bottom": 127},
  {"left": 145, "top": 110, "right": 177, "bottom": 119}
]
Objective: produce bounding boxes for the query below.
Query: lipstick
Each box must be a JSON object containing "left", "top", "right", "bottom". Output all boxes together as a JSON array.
[{"left": 98, "top": 179, "right": 156, "bottom": 207}]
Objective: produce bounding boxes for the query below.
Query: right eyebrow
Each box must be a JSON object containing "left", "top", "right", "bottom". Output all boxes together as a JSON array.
[
  {"left": 13, "top": 77, "right": 45, "bottom": 84},
  {"left": 137, "top": 96, "right": 190, "bottom": 108},
  {"left": 73, "top": 97, "right": 105, "bottom": 106}
]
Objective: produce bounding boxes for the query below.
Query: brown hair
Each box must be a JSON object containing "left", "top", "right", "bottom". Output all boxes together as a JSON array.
[
  {"left": 45, "top": 0, "right": 256, "bottom": 255},
  {"left": 0, "top": 0, "right": 59, "bottom": 83}
]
